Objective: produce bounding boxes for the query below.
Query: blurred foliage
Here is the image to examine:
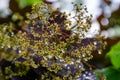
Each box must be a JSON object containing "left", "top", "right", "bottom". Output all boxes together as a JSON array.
[
  {"left": 106, "top": 41, "right": 120, "bottom": 69},
  {"left": 108, "top": 8, "right": 120, "bottom": 27},
  {"left": 16, "top": 0, "right": 42, "bottom": 9},
  {"left": 95, "top": 67, "right": 120, "bottom": 80}
]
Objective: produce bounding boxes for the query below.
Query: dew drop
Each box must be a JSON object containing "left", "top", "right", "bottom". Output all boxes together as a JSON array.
[
  {"left": 98, "top": 51, "right": 102, "bottom": 54},
  {"left": 93, "top": 42, "right": 97, "bottom": 45},
  {"left": 60, "top": 59, "right": 64, "bottom": 62},
  {"left": 88, "top": 72, "right": 92, "bottom": 76},
  {"left": 85, "top": 71, "right": 88, "bottom": 74},
  {"left": 83, "top": 74, "right": 86, "bottom": 77},
  {"left": 64, "top": 64, "right": 67, "bottom": 67},
  {"left": 78, "top": 65, "right": 81, "bottom": 68},
  {"left": 82, "top": 54, "right": 85, "bottom": 57},
  {"left": 19, "top": 50, "right": 22, "bottom": 53},
  {"left": 67, "top": 66, "right": 70, "bottom": 69}
]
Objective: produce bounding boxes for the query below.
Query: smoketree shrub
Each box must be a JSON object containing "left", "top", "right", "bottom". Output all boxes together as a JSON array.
[{"left": 0, "top": 2, "right": 106, "bottom": 80}]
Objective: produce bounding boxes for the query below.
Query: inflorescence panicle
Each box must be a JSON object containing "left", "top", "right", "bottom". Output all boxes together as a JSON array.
[{"left": 0, "top": 2, "right": 106, "bottom": 80}]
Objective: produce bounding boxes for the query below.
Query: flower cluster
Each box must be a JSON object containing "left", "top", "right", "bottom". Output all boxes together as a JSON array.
[{"left": 0, "top": 2, "right": 106, "bottom": 80}]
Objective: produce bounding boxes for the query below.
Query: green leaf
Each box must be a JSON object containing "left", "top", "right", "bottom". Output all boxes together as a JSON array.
[
  {"left": 95, "top": 67, "right": 120, "bottom": 80},
  {"left": 16, "top": 0, "right": 42, "bottom": 9},
  {"left": 106, "top": 41, "right": 120, "bottom": 69}
]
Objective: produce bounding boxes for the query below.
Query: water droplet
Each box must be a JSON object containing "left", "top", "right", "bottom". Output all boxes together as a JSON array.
[
  {"left": 93, "top": 42, "right": 97, "bottom": 45},
  {"left": 60, "top": 59, "right": 64, "bottom": 62},
  {"left": 64, "top": 64, "right": 67, "bottom": 67},
  {"left": 85, "top": 71, "right": 88, "bottom": 74},
  {"left": 67, "top": 66, "right": 70, "bottom": 69},
  {"left": 78, "top": 62, "right": 83, "bottom": 68},
  {"left": 78, "top": 65, "right": 81, "bottom": 68},
  {"left": 82, "top": 54, "right": 85, "bottom": 57},
  {"left": 19, "top": 50, "right": 22, "bottom": 53},
  {"left": 98, "top": 51, "right": 102, "bottom": 54},
  {"left": 88, "top": 72, "right": 92, "bottom": 76},
  {"left": 83, "top": 74, "right": 86, "bottom": 77}
]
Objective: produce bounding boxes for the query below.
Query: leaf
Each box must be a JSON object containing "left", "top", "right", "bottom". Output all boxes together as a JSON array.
[
  {"left": 16, "top": 0, "right": 41, "bottom": 9},
  {"left": 106, "top": 41, "right": 120, "bottom": 69},
  {"left": 95, "top": 67, "right": 120, "bottom": 80}
]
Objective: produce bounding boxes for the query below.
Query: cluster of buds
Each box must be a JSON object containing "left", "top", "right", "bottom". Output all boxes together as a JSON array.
[{"left": 0, "top": 2, "right": 106, "bottom": 80}]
